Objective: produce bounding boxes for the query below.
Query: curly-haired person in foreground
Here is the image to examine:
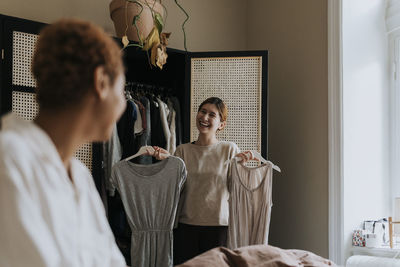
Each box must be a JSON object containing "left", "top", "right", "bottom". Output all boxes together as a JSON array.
[{"left": 0, "top": 19, "right": 127, "bottom": 266}]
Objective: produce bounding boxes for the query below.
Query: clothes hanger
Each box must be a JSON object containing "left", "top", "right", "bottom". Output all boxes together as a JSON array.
[
  {"left": 123, "top": 146, "right": 153, "bottom": 161},
  {"left": 248, "top": 150, "right": 281, "bottom": 172},
  {"left": 123, "top": 146, "right": 169, "bottom": 161},
  {"left": 232, "top": 151, "right": 281, "bottom": 173}
]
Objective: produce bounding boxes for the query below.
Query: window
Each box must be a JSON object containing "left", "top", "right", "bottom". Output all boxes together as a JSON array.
[{"left": 389, "top": 29, "right": 400, "bottom": 204}]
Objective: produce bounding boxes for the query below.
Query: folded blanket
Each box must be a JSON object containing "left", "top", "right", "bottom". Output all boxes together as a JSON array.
[{"left": 176, "top": 245, "right": 337, "bottom": 267}]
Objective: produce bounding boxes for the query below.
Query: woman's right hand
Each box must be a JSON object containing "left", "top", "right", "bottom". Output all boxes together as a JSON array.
[{"left": 146, "top": 146, "right": 170, "bottom": 160}]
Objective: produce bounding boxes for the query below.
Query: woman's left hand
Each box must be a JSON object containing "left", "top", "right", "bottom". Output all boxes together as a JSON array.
[{"left": 235, "top": 151, "right": 259, "bottom": 163}]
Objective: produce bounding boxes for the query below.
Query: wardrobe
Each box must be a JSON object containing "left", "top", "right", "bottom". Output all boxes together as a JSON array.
[{"left": 0, "top": 13, "right": 270, "bottom": 262}]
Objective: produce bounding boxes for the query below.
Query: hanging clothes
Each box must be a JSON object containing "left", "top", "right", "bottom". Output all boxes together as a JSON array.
[
  {"left": 133, "top": 102, "right": 143, "bottom": 134},
  {"left": 167, "top": 99, "right": 177, "bottom": 154},
  {"left": 134, "top": 99, "right": 147, "bottom": 133},
  {"left": 169, "top": 96, "right": 182, "bottom": 146},
  {"left": 104, "top": 125, "right": 123, "bottom": 195},
  {"left": 149, "top": 97, "right": 167, "bottom": 149},
  {"left": 132, "top": 96, "right": 152, "bottom": 165},
  {"left": 106, "top": 83, "right": 183, "bottom": 264},
  {"left": 112, "top": 99, "right": 138, "bottom": 264},
  {"left": 227, "top": 160, "right": 274, "bottom": 249},
  {"left": 101, "top": 125, "right": 123, "bottom": 213},
  {"left": 117, "top": 99, "right": 137, "bottom": 159},
  {"left": 110, "top": 156, "right": 187, "bottom": 267},
  {"left": 158, "top": 98, "right": 171, "bottom": 153}
]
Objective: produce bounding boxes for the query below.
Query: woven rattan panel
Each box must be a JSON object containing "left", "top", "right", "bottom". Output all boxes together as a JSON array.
[
  {"left": 11, "top": 91, "right": 93, "bottom": 171},
  {"left": 190, "top": 56, "right": 263, "bottom": 156},
  {"left": 12, "top": 31, "right": 38, "bottom": 87},
  {"left": 11, "top": 30, "right": 93, "bottom": 171}
]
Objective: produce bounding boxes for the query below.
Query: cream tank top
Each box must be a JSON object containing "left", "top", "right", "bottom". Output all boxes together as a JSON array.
[{"left": 227, "top": 160, "right": 274, "bottom": 249}]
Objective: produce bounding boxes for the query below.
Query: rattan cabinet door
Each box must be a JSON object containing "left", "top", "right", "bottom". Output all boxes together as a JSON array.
[
  {"left": 186, "top": 51, "right": 268, "bottom": 158},
  {"left": 1, "top": 15, "right": 94, "bottom": 172}
]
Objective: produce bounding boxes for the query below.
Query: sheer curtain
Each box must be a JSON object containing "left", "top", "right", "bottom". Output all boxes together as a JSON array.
[{"left": 386, "top": 0, "right": 400, "bottom": 32}]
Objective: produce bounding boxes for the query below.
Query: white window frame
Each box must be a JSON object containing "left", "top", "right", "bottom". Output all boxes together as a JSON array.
[
  {"left": 389, "top": 29, "right": 400, "bottom": 202},
  {"left": 328, "top": 0, "right": 344, "bottom": 264}
]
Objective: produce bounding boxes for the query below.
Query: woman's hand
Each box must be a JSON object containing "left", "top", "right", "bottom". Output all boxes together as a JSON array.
[
  {"left": 235, "top": 151, "right": 259, "bottom": 163},
  {"left": 146, "top": 146, "right": 170, "bottom": 160}
]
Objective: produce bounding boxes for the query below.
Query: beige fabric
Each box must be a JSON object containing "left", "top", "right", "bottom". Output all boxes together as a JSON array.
[
  {"left": 167, "top": 99, "right": 177, "bottom": 154},
  {"left": 174, "top": 141, "right": 239, "bottom": 226},
  {"left": 227, "top": 160, "right": 273, "bottom": 249},
  {"left": 158, "top": 98, "right": 171, "bottom": 152},
  {"left": 169, "top": 109, "right": 176, "bottom": 154},
  {"left": 176, "top": 245, "right": 337, "bottom": 267}
]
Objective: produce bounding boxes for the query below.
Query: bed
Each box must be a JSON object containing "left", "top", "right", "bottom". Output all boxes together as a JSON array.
[{"left": 176, "top": 244, "right": 337, "bottom": 267}]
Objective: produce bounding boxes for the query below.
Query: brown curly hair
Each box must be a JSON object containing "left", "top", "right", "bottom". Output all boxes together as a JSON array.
[{"left": 32, "top": 18, "right": 123, "bottom": 111}]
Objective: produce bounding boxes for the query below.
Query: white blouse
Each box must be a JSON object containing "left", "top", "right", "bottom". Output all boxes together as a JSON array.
[{"left": 0, "top": 113, "right": 125, "bottom": 267}]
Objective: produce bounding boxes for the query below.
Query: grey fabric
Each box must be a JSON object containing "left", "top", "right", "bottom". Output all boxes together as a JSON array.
[
  {"left": 170, "top": 97, "right": 182, "bottom": 146},
  {"left": 103, "top": 125, "right": 122, "bottom": 197},
  {"left": 111, "top": 156, "right": 187, "bottom": 267},
  {"left": 133, "top": 97, "right": 152, "bottom": 165},
  {"left": 167, "top": 99, "right": 176, "bottom": 154},
  {"left": 157, "top": 98, "right": 171, "bottom": 152}
]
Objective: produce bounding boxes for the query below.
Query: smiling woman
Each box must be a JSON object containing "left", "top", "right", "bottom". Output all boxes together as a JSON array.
[
  {"left": 172, "top": 97, "right": 254, "bottom": 264},
  {"left": 196, "top": 97, "right": 227, "bottom": 137}
]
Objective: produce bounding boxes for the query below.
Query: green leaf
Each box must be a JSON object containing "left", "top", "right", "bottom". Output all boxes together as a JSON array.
[
  {"left": 154, "top": 12, "right": 164, "bottom": 33},
  {"left": 132, "top": 15, "right": 140, "bottom": 25}
]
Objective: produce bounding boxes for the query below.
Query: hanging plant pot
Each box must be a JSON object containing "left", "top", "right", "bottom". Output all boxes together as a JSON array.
[{"left": 110, "top": 0, "right": 165, "bottom": 42}]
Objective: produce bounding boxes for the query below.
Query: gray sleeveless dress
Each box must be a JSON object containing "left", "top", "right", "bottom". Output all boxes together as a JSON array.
[
  {"left": 111, "top": 156, "right": 186, "bottom": 267},
  {"left": 227, "top": 160, "right": 274, "bottom": 249}
]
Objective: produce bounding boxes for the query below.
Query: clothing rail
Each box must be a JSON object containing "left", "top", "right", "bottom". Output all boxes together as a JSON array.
[{"left": 125, "top": 82, "right": 175, "bottom": 97}]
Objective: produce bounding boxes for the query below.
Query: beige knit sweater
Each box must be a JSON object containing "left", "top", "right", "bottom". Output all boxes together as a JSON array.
[{"left": 174, "top": 141, "right": 239, "bottom": 226}]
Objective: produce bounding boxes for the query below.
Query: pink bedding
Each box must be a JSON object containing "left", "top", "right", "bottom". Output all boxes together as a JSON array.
[{"left": 176, "top": 245, "right": 337, "bottom": 267}]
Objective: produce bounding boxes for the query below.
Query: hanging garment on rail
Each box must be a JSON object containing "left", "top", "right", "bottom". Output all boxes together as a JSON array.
[
  {"left": 110, "top": 156, "right": 187, "bottom": 267},
  {"left": 170, "top": 96, "right": 182, "bottom": 147},
  {"left": 227, "top": 160, "right": 274, "bottom": 249},
  {"left": 133, "top": 101, "right": 143, "bottom": 134},
  {"left": 106, "top": 86, "right": 183, "bottom": 264},
  {"left": 132, "top": 96, "right": 152, "bottom": 165},
  {"left": 104, "top": 125, "right": 123, "bottom": 195},
  {"left": 134, "top": 99, "right": 146, "bottom": 133},
  {"left": 117, "top": 100, "right": 137, "bottom": 159},
  {"left": 158, "top": 98, "right": 172, "bottom": 153},
  {"left": 101, "top": 125, "right": 123, "bottom": 211},
  {"left": 149, "top": 97, "right": 167, "bottom": 150},
  {"left": 167, "top": 99, "right": 177, "bottom": 154},
  {"left": 112, "top": 99, "right": 138, "bottom": 264}
]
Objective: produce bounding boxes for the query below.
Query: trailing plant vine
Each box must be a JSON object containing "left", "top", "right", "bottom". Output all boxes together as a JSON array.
[{"left": 120, "top": 0, "right": 189, "bottom": 69}]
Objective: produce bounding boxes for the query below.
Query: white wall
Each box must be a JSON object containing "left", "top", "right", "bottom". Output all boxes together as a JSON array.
[
  {"left": 0, "top": 0, "right": 247, "bottom": 51},
  {"left": 342, "top": 0, "right": 390, "bottom": 261}
]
